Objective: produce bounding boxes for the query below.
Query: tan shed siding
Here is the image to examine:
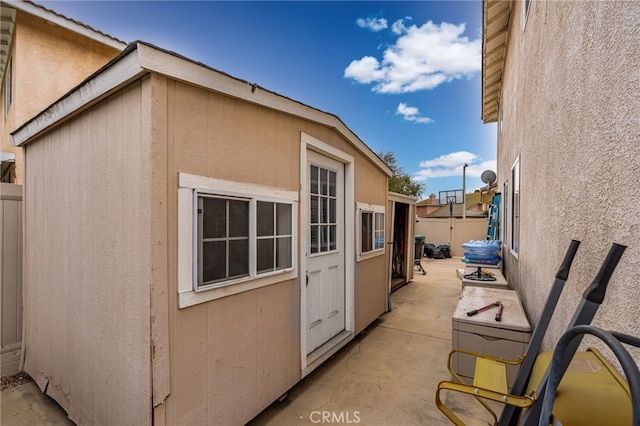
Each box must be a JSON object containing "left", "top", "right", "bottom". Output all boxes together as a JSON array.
[
  {"left": 169, "top": 80, "right": 299, "bottom": 191},
  {"left": 498, "top": 1, "right": 640, "bottom": 356},
  {"left": 23, "top": 81, "right": 152, "bottom": 424},
  {"left": 163, "top": 80, "right": 302, "bottom": 424},
  {"left": 354, "top": 157, "right": 389, "bottom": 333}
]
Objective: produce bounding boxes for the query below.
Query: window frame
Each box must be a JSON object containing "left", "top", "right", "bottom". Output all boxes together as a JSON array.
[
  {"left": 503, "top": 180, "right": 509, "bottom": 246},
  {"left": 510, "top": 157, "right": 520, "bottom": 258},
  {"left": 523, "top": 0, "right": 532, "bottom": 30},
  {"left": 179, "top": 173, "right": 298, "bottom": 308},
  {"left": 3, "top": 58, "right": 12, "bottom": 120},
  {"left": 356, "top": 202, "right": 385, "bottom": 261}
]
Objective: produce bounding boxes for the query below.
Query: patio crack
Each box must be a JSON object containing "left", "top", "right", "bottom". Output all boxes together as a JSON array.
[{"left": 312, "top": 377, "right": 352, "bottom": 413}]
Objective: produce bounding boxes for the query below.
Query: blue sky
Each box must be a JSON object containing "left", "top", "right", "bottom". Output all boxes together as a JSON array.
[{"left": 44, "top": 0, "right": 497, "bottom": 199}]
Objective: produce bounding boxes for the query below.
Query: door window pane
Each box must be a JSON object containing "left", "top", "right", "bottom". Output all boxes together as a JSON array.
[
  {"left": 310, "top": 225, "right": 319, "bottom": 254},
  {"left": 310, "top": 195, "right": 319, "bottom": 224},
  {"left": 328, "top": 171, "right": 336, "bottom": 196},
  {"left": 320, "top": 168, "right": 328, "bottom": 195},
  {"left": 310, "top": 164, "right": 338, "bottom": 254},
  {"left": 329, "top": 225, "right": 336, "bottom": 251},
  {"left": 310, "top": 166, "right": 319, "bottom": 194}
]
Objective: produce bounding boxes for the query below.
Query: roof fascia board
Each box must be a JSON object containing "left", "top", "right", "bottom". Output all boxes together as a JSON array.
[
  {"left": 136, "top": 43, "right": 392, "bottom": 176},
  {"left": 5, "top": 0, "right": 126, "bottom": 50},
  {"left": 388, "top": 192, "right": 417, "bottom": 203},
  {"left": 13, "top": 49, "right": 145, "bottom": 146}
]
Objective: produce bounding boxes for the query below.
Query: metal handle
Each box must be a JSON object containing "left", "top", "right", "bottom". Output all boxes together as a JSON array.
[
  {"left": 583, "top": 243, "right": 627, "bottom": 304},
  {"left": 555, "top": 239, "right": 581, "bottom": 280}
]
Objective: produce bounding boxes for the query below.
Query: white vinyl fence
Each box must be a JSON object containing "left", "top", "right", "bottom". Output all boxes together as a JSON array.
[
  {"left": 1, "top": 183, "right": 22, "bottom": 377},
  {"left": 415, "top": 217, "right": 489, "bottom": 257}
]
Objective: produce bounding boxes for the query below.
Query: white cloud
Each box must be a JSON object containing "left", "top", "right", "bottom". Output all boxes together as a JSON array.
[
  {"left": 345, "top": 20, "right": 481, "bottom": 93},
  {"left": 396, "top": 102, "right": 433, "bottom": 124},
  {"left": 356, "top": 17, "right": 388, "bottom": 32},
  {"left": 343, "top": 56, "right": 386, "bottom": 84},
  {"left": 413, "top": 152, "right": 496, "bottom": 181}
]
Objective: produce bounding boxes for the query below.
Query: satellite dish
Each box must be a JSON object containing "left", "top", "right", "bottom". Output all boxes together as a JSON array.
[{"left": 481, "top": 170, "right": 497, "bottom": 185}]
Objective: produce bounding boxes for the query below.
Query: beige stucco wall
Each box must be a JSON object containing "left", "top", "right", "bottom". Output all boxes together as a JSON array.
[
  {"left": 1, "top": 11, "right": 121, "bottom": 183},
  {"left": 154, "top": 78, "right": 389, "bottom": 424},
  {"left": 497, "top": 1, "right": 640, "bottom": 357},
  {"left": 22, "top": 81, "right": 152, "bottom": 424}
]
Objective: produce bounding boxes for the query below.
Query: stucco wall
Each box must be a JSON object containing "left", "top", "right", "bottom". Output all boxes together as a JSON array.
[
  {"left": 157, "top": 78, "right": 389, "bottom": 424},
  {"left": 498, "top": 1, "right": 640, "bottom": 357},
  {"left": 22, "top": 81, "right": 152, "bottom": 424},
  {"left": 1, "top": 11, "right": 121, "bottom": 183}
]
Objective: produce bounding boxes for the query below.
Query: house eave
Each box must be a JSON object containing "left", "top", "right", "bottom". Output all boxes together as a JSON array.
[
  {"left": 13, "top": 41, "right": 392, "bottom": 176},
  {"left": 482, "top": 0, "right": 511, "bottom": 124},
  {"left": 4, "top": 0, "right": 127, "bottom": 50},
  {"left": 12, "top": 45, "right": 146, "bottom": 146}
]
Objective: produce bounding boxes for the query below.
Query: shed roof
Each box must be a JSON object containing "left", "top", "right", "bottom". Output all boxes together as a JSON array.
[
  {"left": 481, "top": 0, "right": 511, "bottom": 123},
  {"left": 11, "top": 41, "right": 392, "bottom": 176}
]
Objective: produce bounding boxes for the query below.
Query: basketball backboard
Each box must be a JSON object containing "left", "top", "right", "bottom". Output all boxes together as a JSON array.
[{"left": 439, "top": 189, "right": 464, "bottom": 205}]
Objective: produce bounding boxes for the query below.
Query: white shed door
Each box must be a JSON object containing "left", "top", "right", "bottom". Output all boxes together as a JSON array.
[{"left": 306, "top": 151, "right": 345, "bottom": 354}]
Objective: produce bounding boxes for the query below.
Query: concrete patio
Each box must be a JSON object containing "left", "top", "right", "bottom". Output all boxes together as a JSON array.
[
  {"left": 248, "top": 257, "right": 495, "bottom": 426},
  {"left": 1, "top": 257, "right": 495, "bottom": 425}
]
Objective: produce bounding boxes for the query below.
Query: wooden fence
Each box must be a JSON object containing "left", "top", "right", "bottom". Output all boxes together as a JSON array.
[{"left": 1, "top": 183, "right": 22, "bottom": 377}]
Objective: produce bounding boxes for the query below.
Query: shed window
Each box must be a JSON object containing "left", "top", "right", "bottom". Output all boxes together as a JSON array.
[
  {"left": 198, "top": 196, "right": 249, "bottom": 286},
  {"left": 357, "top": 203, "right": 385, "bottom": 260},
  {"left": 179, "top": 174, "right": 298, "bottom": 308},
  {"left": 257, "top": 201, "right": 293, "bottom": 273},
  {"left": 195, "top": 192, "right": 294, "bottom": 291}
]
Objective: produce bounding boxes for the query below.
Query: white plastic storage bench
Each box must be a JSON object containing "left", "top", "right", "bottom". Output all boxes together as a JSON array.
[{"left": 452, "top": 286, "right": 531, "bottom": 388}]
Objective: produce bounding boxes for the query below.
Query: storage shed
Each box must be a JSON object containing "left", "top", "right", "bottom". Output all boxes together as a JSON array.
[{"left": 13, "top": 41, "right": 392, "bottom": 425}]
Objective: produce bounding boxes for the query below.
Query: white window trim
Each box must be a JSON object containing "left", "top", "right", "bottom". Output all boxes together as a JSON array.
[
  {"left": 178, "top": 172, "right": 298, "bottom": 308},
  {"left": 510, "top": 157, "right": 520, "bottom": 259},
  {"left": 523, "top": 0, "right": 532, "bottom": 30},
  {"left": 356, "top": 202, "right": 385, "bottom": 262},
  {"left": 3, "top": 58, "right": 12, "bottom": 120},
  {"left": 503, "top": 180, "right": 509, "bottom": 247}
]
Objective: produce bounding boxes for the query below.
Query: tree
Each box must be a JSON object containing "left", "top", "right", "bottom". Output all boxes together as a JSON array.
[{"left": 378, "top": 151, "right": 425, "bottom": 199}]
